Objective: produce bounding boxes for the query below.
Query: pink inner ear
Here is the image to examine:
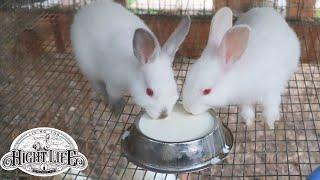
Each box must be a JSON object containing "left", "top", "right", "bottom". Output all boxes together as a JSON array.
[
  {"left": 222, "top": 63, "right": 231, "bottom": 72},
  {"left": 225, "top": 50, "right": 232, "bottom": 64},
  {"left": 142, "top": 43, "right": 155, "bottom": 64},
  {"left": 219, "top": 26, "right": 250, "bottom": 66}
]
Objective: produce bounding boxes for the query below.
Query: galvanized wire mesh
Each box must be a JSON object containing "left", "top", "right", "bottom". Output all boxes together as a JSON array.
[{"left": 0, "top": 0, "right": 320, "bottom": 179}]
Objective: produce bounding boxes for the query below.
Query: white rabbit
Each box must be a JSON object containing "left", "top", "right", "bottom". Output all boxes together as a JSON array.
[
  {"left": 182, "top": 7, "right": 300, "bottom": 128},
  {"left": 71, "top": 0, "right": 191, "bottom": 119}
]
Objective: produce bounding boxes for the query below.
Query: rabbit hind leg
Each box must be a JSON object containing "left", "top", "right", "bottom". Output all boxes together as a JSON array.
[
  {"left": 105, "top": 83, "right": 126, "bottom": 118},
  {"left": 89, "top": 78, "right": 109, "bottom": 104}
]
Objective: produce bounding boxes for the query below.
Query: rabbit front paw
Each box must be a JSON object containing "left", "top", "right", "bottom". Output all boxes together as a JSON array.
[
  {"left": 265, "top": 112, "right": 279, "bottom": 129},
  {"left": 240, "top": 105, "right": 255, "bottom": 126},
  {"left": 110, "top": 98, "right": 126, "bottom": 118}
]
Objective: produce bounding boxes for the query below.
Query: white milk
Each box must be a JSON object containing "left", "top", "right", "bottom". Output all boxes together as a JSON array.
[{"left": 139, "top": 104, "right": 215, "bottom": 142}]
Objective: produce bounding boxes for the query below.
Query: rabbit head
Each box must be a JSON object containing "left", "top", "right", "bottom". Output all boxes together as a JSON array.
[
  {"left": 183, "top": 8, "right": 250, "bottom": 114},
  {"left": 131, "top": 16, "right": 191, "bottom": 119}
]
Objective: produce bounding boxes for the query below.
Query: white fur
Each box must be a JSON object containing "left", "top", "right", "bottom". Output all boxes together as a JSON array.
[
  {"left": 182, "top": 7, "right": 300, "bottom": 128},
  {"left": 71, "top": 0, "right": 190, "bottom": 119}
]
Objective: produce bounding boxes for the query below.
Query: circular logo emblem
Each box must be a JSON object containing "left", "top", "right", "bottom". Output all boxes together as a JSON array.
[{"left": 0, "top": 127, "right": 88, "bottom": 177}]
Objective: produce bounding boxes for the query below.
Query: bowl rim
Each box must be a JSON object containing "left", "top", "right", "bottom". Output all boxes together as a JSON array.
[{"left": 133, "top": 108, "right": 222, "bottom": 144}]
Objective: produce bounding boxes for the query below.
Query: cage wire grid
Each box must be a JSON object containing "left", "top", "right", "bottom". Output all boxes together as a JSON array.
[{"left": 0, "top": 0, "right": 320, "bottom": 180}]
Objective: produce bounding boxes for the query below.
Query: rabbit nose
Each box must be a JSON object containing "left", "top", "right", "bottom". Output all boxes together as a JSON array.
[{"left": 158, "top": 110, "right": 168, "bottom": 119}]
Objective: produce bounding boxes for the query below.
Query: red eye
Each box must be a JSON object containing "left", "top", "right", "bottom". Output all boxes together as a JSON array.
[
  {"left": 146, "top": 88, "right": 154, "bottom": 97},
  {"left": 202, "top": 88, "right": 212, "bottom": 95}
]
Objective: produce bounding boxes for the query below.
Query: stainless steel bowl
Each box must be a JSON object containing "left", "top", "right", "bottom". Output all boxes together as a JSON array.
[{"left": 120, "top": 109, "right": 233, "bottom": 173}]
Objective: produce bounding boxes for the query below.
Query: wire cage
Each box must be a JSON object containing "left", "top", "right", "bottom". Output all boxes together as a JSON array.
[{"left": 0, "top": 0, "right": 319, "bottom": 179}]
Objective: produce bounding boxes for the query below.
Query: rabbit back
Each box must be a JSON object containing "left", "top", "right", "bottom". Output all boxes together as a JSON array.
[
  {"left": 221, "top": 7, "right": 300, "bottom": 102},
  {"left": 71, "top": 1, "right": 149, "bottom": 87}
]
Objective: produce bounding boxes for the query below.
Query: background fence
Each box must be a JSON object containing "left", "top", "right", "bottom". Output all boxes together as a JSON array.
[{"left": 0, "top": 0, "right": 319, "bottom": 179}]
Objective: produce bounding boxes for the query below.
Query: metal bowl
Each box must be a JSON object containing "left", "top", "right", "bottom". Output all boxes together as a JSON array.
[{"left": 120, "top": 108, "right": 233, "bottom": 174}]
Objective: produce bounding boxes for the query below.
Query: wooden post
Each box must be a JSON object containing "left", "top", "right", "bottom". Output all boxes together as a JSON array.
[
  {"left": 50, "top": 14, "right": 66, "bottom": 53},
  {"left": 116, "top": 0, "right": 126, "bottom": 6},
  {"left": 214, "top": 0, "right": 252, "bottom": 15},
  {"left": 287, "top": 0, "right": 314, "bottom": 21}
]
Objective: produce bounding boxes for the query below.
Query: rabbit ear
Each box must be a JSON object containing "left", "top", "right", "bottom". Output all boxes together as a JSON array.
[
  {"left": 218, "top": 25, "right": 251, "bottom": 65},
  {"left": 133, "top": 28, "right": 160, "bottom": 65},
  {"left": 162, "top": 16, "right": 191, "bottom": 61},
  {"left": 208, "top": 7, "right": 233, "bottom": 48}
]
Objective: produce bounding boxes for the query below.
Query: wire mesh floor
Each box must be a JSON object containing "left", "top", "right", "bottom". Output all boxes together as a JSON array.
[{"left": 0, "top": 13, "right": 320, "bottom": 180}]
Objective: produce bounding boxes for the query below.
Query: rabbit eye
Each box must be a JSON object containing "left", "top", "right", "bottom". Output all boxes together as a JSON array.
[
  {"left": 202, "top": 88, "right": 212, "bottom": 95},
  {"left": 146, "top": 88, "right": 154, "bottom": 97}
]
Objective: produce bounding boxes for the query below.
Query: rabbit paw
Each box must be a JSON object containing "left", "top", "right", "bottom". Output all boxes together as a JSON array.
[
  {"left": 263, "top": 104, "right": 280, "bottom": 129},
  {"left": 110, "top": 99, "right": 126, "bottom": 118},
  {"left": 90, "top": 93, "right": 101, "bottom": 102},
  {"left": 263, "top": 94, "right": 281, "bottom": 129},
  {"left": 90, "top": 92, "right": 109, "bottom": 105},
  {"left": 240, "top": 105, "right": 255, "bottom": 126},
  {"left": 89, "top": 80, "right": 110, "bottom": 104},
  {"left": 265, "top": 112, "right": 279, "bottom": 129}
]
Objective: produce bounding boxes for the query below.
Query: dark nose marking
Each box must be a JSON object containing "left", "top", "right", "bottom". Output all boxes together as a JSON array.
[{"left": 158, "top": 110, "right": 168, "bottom": 119}]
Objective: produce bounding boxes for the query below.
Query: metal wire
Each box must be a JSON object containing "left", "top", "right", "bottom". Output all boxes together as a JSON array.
[{"left": 0, "top": 0, "right": 320, "bottom": 180}]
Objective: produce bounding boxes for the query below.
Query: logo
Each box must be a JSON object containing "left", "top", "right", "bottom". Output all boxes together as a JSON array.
[{"left": 0, "top": 127, "right": 88, "bottom": 177}]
